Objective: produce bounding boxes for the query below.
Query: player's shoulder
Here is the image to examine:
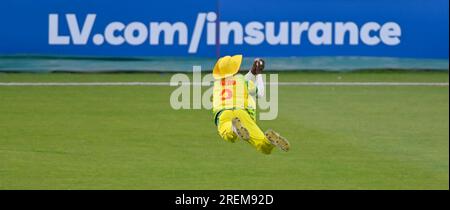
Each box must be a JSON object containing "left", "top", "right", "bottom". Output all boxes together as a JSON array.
[{"left": 233, "top": 74, "right": 245, "bottom": 80}]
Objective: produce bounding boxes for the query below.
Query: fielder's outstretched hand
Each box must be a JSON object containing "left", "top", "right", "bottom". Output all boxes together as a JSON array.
[{"left": 251, "top": 58, "right": 265, "bottom": 75}]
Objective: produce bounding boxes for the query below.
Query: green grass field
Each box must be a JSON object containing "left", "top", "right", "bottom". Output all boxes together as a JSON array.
[{"left": 0, "top": 71, "right": 448, "bottom": 189}]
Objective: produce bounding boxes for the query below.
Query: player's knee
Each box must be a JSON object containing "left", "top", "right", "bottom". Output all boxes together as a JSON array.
[
  {"left": 260, "top": 148, "right": 272, "bottom": 155},
  {"left": 219, "top": 132, "right": 238, "bottom": 143},
  {"left": 259, "top": 143, "right": 274, "bottom": 155}
]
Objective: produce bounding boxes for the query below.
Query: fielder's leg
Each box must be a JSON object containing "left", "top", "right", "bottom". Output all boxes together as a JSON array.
[
  {"left": 234, "top": 110, "right": 275, "bottom": 154},
  {"left": 217, "top": 110, "right": 238, "bottom": 142}
]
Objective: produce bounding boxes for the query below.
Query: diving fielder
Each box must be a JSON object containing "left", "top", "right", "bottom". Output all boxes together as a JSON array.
[{"left": 212, "top": 55, "right": 290, "bottom": 154}]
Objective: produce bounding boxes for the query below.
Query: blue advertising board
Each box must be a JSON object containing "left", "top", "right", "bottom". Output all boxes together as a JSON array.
[{"left": 0, "top": 0, "right": 448, "bottom": 59}]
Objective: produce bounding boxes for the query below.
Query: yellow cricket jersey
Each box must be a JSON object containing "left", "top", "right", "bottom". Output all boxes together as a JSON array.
[{"left": 213, "top": 74, "right": 257, "bottom": 124}]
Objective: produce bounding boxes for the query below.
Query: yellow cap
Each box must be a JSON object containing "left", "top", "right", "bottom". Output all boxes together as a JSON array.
[{"left": 212, "top": 55, "right": 243, "bottom": 79}]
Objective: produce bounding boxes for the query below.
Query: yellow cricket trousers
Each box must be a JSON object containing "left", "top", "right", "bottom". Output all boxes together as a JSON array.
[{"left": 217, "top": 109, "right": 274, "bottom": 154}]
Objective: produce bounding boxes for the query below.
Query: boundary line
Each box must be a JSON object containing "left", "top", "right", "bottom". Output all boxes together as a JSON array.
[{"left": 0, "top": 82, "right": 448, "bottom": 86}]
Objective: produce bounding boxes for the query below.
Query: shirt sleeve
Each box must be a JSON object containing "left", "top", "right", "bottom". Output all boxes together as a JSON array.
[
  {"left": 245, "top": 71, "right": 256, "bottom": 82},
  {"left": 247, "top": 79, "right": 257, "bottom": 95},
  {"left": 255, "top": 74, "right": 265, "bottom": 97},
  {"left": 245, "top": 71, "right": 265, "bottom": 98}
]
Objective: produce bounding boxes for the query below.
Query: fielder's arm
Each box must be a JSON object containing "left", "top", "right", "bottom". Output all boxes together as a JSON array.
[{"left": 245, "top": 58, "right": 265, "bottom": 97}]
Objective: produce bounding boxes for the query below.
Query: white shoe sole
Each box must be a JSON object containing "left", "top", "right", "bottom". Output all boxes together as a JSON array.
[{"left": 232, "top": 117, "right": 250, "bottom": 140}]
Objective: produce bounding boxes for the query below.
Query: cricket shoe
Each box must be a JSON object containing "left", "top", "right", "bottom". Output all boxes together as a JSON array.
[
  {"left": 232, "top": 117, "right": 250, "bottom": 141},
  {"left": 265, "top": 129, "right": 290, "bottom": 152}
]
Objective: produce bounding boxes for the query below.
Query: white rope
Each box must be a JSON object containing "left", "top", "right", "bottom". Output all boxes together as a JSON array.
[{"left": 0, "top": 82, "right": 448, "bottom": 86}]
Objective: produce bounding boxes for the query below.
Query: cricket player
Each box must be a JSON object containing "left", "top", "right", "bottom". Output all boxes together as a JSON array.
[{"left": 212, "top": 55, "right": 290, "bottom": 154}]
